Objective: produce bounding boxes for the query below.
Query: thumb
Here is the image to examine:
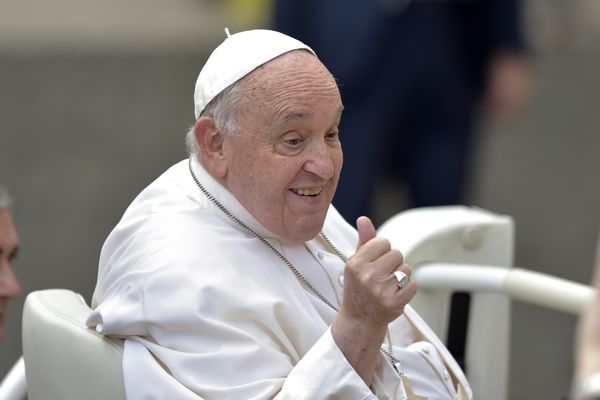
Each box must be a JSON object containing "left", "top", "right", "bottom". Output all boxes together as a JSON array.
[{"left": 356, "top": 216, "right": 376, "bottom": 250}]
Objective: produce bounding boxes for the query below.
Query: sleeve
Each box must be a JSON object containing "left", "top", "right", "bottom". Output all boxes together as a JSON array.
[
  {"left": 277, "top": 329, "right": 378, "bottom": 399},
  {"left": 123, "top": 328, "right": 378, "bottom": 400}
]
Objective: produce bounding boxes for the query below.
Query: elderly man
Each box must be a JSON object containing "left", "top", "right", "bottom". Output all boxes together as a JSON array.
[
  {"left": 88, "top": 30, "right": 471, "bottom": 399},
  {"left": 0, "top": 186, "right": 22, "bottom": 343}
]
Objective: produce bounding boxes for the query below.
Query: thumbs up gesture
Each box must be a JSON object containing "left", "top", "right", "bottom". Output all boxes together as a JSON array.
[
  {"left": 330, "top": 216, "right": 417, "bottom": 384},
  {"left": 340, "top": 216, "right": 416, "bottom": 329}
]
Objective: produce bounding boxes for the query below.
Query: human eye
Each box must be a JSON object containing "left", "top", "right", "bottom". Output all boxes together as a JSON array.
[
  {"left": 280, "top": 132, "right": 304, "bottom": 148},
  {"left": 284, "top": 137, "right": 303, "bottom": 147},
  {"left": 326, "top": 130, "right": 340, "bottom": 142},
  {"left": 275, "top": 131, "right": 305, "bottom": 155}
]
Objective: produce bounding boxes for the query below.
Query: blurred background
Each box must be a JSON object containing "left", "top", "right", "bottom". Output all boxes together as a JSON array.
[{"left": 1, "top": 1, "right": 599, "bottom": 399}]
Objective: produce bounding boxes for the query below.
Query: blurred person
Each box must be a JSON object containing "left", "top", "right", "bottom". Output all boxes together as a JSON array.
[
  {"left": 273, "top": 0, "right": 530, "bottom": 223},
  {"left": 87, "top": 29, "right": 472, "bottom": 399},
  {"left": 274, "top": 0, "right": 530, "bottom": 371},
  {"left": 573, "top": 238, "right": 600, "bottom": 400},
  {"left": 0, "top": 186, "right": 22, "bottom": 343}
]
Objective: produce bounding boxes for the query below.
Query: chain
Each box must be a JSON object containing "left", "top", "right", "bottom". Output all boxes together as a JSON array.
[
  {"left": 320, "top": 231, "right": 347, "bottom": 263},
  {"left": 188, "top": 158, "right": 402, "bottom": 372}
]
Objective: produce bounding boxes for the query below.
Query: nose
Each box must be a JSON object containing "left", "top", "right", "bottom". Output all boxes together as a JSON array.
[
  {"left": 0, "top": 263, "right": 22, "bottom": 300},
  {"left": 303, "top": 141, "right": 335, "bottom": 179}
]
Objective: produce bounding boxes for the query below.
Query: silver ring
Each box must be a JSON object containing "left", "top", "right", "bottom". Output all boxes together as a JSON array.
[{"left": 394, "top": 270, "right": 409, "bottom": 289}]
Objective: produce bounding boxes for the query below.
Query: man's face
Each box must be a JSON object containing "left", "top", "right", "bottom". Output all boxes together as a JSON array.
[
  {"left": 0, "top": 209, "right": 21, "bottom": 343},
  {"left": 221, "top": 51, "right": 343, "bottom": 243}
]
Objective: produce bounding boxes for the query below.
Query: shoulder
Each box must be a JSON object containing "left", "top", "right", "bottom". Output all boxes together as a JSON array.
[
  {"left": 120, "top": 160, "right": 207, "bottom": 220},
  {"left": 97, "top": 160, "right": 247, "bottom": 284}
]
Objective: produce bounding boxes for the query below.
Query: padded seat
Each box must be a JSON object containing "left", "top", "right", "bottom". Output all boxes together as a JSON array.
[{"left": 22, "top": 289, "right": 125, "bottom": 400}]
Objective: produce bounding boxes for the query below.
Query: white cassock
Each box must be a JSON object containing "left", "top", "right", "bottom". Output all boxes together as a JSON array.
[{"left": 87, "top": 157, "right": 473, "bottom": 400}]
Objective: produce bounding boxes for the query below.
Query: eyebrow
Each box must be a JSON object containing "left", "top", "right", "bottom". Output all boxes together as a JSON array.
[{"left": 281, "top": 105, "right": 345, "bottom": 121}]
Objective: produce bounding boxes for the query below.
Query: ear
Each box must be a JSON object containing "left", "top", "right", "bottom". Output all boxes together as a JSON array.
[{"left": 194, "top": 116, "right": 228, "bottom": 178}]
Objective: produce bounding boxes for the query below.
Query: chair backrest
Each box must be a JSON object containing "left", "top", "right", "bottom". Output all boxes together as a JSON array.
[
  {"left": 22, "top": 289, "right": 125, "bottom": 400},
  {"left": 378, "top": 205, "right": 514, "bottom": 400},
  {"left": 0, "top": 357, "right": 26, "bottom": 400}
]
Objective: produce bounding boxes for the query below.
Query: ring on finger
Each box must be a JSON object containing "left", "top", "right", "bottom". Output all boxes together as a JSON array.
[{"left": 394, "top": 270, "right": 409, "bottom": 289}]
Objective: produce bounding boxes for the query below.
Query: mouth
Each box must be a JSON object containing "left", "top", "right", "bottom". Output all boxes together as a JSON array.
[{"left": 290, "top": 187, "right": 323, "bottom": 197}]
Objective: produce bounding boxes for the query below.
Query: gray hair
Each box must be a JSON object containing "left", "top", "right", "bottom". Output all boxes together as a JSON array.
[
  {"left": 186, "top": 79, "right": 245, "bottom": 158},
  {"left": 0, "top": 186, "right": 12, "bottom": 209}
]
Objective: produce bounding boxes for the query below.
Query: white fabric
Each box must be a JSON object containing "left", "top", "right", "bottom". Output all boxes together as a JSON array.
[
  {"left": 193, "top": 29, "right": 313, "bottom": 119},
  {"left": 87, "top": 158, "right": 472, "bottom": 400}
]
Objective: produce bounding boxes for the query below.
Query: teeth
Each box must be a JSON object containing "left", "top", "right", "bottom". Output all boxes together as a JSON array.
[{"left": 292, "top": 188, "right": 322, "bottom": 196}]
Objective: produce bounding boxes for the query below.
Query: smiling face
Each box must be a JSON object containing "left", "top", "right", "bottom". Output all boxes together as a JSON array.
[
  {"left": 220, "top": 50, "right": 344, "bottom": 243},
  {"left": 0, "top": 209, "right": 21, "bottom": 343}
]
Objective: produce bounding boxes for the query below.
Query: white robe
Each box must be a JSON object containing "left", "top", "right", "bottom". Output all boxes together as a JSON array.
[{"left": 87, "top": 158, "right": 473, "bottom": 400}]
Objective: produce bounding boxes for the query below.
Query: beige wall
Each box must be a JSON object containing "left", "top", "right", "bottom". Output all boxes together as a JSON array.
[{"left": 1, "top": 2, "right": 599, "bottom": 399}]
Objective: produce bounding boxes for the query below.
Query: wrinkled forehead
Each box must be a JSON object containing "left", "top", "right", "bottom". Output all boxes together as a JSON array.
[
  {"left": 233, "top": 51, "right": 342, "bottom": 132},
  {"left": 240, "top": 50, "right": 340, "bottom": 105},
  {"left": 250, "top": 49, "right": 334, "bottom": 83}
]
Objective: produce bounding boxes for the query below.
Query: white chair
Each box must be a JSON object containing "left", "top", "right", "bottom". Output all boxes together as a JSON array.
[
  {"left": 0, "top": 358, "right": 26, "bottom": 400},
  {"left": 21, "top": 289, "right": 125, "bottom": 400},
  {"left": 378, "top": 205, "right": 594, "bottom": 400}
]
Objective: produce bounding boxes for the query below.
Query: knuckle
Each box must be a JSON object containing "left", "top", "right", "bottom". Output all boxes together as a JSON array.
[
  {"left": 373, "top": 237, "right": 391, "bottom": 252},
  {"left": 403, "top": 281, "right": 418, "bottom": 299},
  {"left": 410, "top": 280, "right": 418, "bottom": 291},
  {"left": 358, "top": 273, "right": 371, "bottom": 287},
  {"left": 397, "top": 249, "right": 405, "bottom": 264},
  {"left": 400, "top": 263, "right": 412, "bottom": 276},
  {"left": 391, "top": 249, "right": 403, "bottom": 264},
  {"left": 346, "top": 257, "right": 361, "bottom": 272}
]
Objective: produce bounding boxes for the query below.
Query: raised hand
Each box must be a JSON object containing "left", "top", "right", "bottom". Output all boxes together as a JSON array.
[
  {"left": 331, "top": 216, "right": 416, "bottom": 385},
  {"left": 340, "top": 216, "right": 416, "bottom": 328}
]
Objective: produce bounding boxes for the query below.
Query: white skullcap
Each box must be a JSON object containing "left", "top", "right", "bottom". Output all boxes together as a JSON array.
[{"left": 193, "top": 29, "right": 315, "bottom": 119}]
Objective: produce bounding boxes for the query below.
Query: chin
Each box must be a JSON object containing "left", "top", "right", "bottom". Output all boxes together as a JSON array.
[{"left": 289, "top": 218, "right": 326, "bottom": 243}]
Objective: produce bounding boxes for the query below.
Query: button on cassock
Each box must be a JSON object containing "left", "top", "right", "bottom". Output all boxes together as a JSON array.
[{"left": 443, "top": 370, "right": 450, "bottom": 381}]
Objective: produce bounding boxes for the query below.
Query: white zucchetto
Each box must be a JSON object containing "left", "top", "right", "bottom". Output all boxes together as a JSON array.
[{"left": 193, "top": 29, "right": 315, "bottom": 119}]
